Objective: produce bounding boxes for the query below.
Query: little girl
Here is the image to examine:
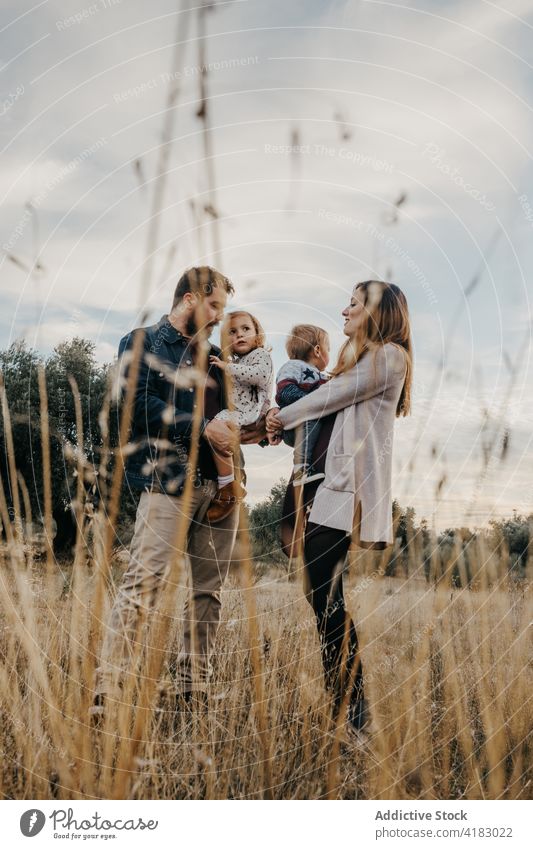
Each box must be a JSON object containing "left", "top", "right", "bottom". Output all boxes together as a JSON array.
[{"left": 207, "top": 310, "right": 273, "bottom": 523}]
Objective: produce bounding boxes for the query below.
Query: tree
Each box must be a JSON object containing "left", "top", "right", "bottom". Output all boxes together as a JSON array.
[
  {"left": 248, "top": 478, "right": 288, "bottom": 564},
  {"left": 0, "top": 338, "right": 131, "bottom": 553},
  {"left": 386, "top": 500, "right": 413, "bottom": 576},
  {"left": 0, "top": 341, "right": 43, "bottom": 526},
  {"left": 489, "top": 512, "right": 529, "bottom": 577}
]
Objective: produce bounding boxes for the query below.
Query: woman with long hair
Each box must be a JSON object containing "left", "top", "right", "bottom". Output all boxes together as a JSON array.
[{"left": 267, "top": 280, "right": 413, "bottom": 741}]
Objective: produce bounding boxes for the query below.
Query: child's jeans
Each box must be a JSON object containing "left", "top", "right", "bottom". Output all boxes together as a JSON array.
[{"left": 283, "top": 418, "right": 322, "bottom": 468}]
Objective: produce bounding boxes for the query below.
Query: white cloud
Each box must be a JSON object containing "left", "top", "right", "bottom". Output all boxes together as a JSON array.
[{"left": 1, "top": 0, "right": 532, "bottom": 526}]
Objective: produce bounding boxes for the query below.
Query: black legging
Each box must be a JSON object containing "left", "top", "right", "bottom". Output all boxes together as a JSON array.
[{"left": 304, "top": 522, "right": 365, "bottom": 728}]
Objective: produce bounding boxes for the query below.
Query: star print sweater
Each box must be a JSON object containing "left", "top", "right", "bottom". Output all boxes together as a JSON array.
[
  {"left": 275, "top": 359, "right": 328, "bottom": 409},
  {"left": 215, "top": 347, "right": 274, "bottom": 427}
]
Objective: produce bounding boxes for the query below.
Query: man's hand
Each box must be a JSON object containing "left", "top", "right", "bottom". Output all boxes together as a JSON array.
[
  {"left": 203, "top": 419, "right": 236, "bottom": 456},
  {"left": 240, "top": 414, "right": 267, "bottom": 445}
]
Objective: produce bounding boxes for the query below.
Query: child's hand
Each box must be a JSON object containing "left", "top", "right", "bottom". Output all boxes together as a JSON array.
[
  {"left": 209, "top": 355, "right": 226, "bottom": 370},
  {"left": 268, "top": 431, "right": 283, "bottom": 446},
  {"left": 266, "top": 407, "right": 283, "bottom": 432}
]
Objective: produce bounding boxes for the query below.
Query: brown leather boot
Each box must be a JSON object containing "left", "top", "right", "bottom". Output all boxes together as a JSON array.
[{"left": 206, "top": 480, "right": 246, "bottom": 524}]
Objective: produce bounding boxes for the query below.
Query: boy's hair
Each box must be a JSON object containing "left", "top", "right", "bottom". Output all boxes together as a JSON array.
[
  {"left": 172, "top": 266, "right": 234, "bottom": 309},
  {"left": 286, "top": 324, "right": 329, "bottom": 361},
  {"left": 221, "top": 310, "right": 268, "bottom": 353}
]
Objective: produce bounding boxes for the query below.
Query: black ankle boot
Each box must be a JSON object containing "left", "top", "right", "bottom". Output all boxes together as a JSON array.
[{"left": 347, "top": 697, "right": 371, "bottom": 731}]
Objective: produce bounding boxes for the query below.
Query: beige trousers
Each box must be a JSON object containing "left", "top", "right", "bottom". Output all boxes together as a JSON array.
[{"left": 95, "top": 480, "right": 239, "bottom": 698}]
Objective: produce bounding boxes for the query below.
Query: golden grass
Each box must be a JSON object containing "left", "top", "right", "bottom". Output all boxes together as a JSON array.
[
  {"left": 0, "top": 294, "right": 530, "bottom": 800},
  {"left": 0, "top": 543, "right": 530, "bottom": 800},
  {"left": 3, "top": 0, "right": 529, "bottom": 803}
]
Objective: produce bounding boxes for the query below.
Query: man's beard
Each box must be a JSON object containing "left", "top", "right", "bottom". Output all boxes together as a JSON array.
[{"left": 186, "top": 313, "right": 215, "bottom": 339}]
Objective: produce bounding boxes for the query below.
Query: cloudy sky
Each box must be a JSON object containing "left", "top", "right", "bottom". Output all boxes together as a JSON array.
[{"left": 1, "top": 0, "right": 532, "bottom": 529}]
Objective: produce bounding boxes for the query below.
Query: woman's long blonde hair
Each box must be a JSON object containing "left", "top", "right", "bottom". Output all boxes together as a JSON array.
[{"left": 330, "top": 280, "right": 412, "bottom": 417}]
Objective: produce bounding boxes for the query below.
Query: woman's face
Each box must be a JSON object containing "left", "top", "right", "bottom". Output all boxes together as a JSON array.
[{"left": 342, "top": 287, "right": 367, "bottom": 336}]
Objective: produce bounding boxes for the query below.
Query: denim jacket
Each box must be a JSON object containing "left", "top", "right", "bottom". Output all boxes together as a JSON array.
[{"left": 117, "top": 314, "right": 226, "bottom": 496}]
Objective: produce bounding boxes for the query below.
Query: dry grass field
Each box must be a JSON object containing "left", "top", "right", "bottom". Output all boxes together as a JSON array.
[
  {"left": 2, "top": 0, "right": 531, "bottom": 805},
  {"left": 0, "top": 309, "right": 530, "bottom": 801},
  {"left": 0, "top": 531, "right": 530, "bottom": 800}
]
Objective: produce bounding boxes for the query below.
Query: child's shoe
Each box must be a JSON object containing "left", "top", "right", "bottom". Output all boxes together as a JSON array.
[{"left": 206, "top": 480, "right": 246, "bottom": 523}]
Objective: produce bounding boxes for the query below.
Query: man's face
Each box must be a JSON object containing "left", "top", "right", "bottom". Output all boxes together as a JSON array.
[
  {"left": 203, "top": 288, "right": 227, "bottom": 336},
  {"left": 185, "top": 286, "right": 228, "bottom": 338}
]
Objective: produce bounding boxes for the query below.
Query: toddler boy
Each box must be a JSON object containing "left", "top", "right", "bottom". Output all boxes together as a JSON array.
[{"left": 275, "top": 324, "right": 330, "bottom": 486}]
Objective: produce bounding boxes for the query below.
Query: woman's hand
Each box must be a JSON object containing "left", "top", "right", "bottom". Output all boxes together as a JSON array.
[
  {"left": 209, "top": 355, "right": 226, "bottom": 370},
  {"left": 266, "top": 405, "right": 284, "bottom": 444},
  {"left": 266, "top": 407, "right": 283, "bottom": 433}
]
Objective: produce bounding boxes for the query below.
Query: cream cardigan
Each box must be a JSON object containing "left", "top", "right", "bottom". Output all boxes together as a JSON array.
[{"left": 277, "top": 343, "right": 407, "bottom": 544}]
